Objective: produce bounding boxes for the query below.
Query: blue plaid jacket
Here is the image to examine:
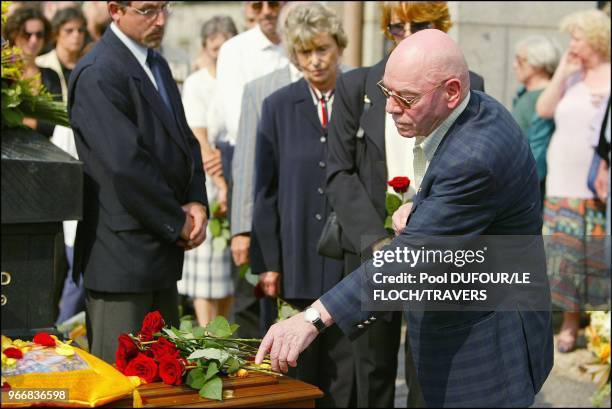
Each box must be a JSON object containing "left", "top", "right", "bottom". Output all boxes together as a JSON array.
[{"left": 320, "top": 91, "right": 553, "bottom": 407}]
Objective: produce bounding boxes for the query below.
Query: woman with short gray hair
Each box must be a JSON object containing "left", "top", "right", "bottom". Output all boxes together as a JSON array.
[{"left": 512, "top": 35, "right": 560, "bottom": 204}]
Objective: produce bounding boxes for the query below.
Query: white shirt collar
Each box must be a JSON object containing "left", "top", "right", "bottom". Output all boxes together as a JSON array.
[
  {"left": 110, "top": 22, "right": 149, "bottom": 67},
  {"left": 417, "top": 91, "right": 471, "bottom": 162}
]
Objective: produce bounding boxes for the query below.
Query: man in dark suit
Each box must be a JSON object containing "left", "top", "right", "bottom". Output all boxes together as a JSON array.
[
  {"left": 326, "top": 53, "right": 484, "bottom": 409},
  {"left": 68, "top": 1, "right": 208, "bottom": 363},
  {"left": 256, "top": 29, "right": 553, "bottom": 407}
]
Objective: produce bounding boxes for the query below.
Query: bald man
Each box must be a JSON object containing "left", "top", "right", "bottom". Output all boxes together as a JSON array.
[{"left": 256, "top": 30, "right": 553, "bottom": 407}]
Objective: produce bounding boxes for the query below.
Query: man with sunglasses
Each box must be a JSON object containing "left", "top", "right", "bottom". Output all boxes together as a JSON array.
[
  {"left": 68, "top": 1, "right": 209, "bottom": 363},
  {"left": 256, "top": 29, "right": 553, "bottom": 408},
  {"left": 215, "top": 1, "right": 289, "bottom": 339}
]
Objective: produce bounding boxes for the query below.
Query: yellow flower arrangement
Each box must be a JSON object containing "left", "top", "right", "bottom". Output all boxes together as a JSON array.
[{"left": 582, "top": 311, "right": 611, "bottom": 407}]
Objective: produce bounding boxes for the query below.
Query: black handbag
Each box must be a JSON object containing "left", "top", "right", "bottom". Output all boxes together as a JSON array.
[
  {"left": 317, "top": 88, "right": 372, "bottom": 261},
  {"left": 317, "top": 211, "right": 344, "bottom": 260}
]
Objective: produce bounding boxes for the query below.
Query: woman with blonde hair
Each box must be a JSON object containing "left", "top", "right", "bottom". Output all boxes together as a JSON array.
[{"left": 536, "top": 8, "right": 610, "bottom": 353}]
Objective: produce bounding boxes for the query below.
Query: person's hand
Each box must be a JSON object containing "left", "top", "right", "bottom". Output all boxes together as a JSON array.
[
  {"left": 177, "top": 211, "right": 195, "bottom": 249},
  {"left": 180, "top": 202, "right": 208, "bottom": 249},
  {"left": 259, "top": 271, "right": 281, "bottom": 298},
  {"left": 255, "top": 312, "right": 319, "bottom": 373},
  {"left": 594, "top": 160, "right": 609, "bottom": 203},
  {"left": 392, "top": 202, "right": 413, "bottom": 236},
  {"left": 556, "top": 49, "right": 582, "bottom": 80},
  {"left": 202, "top": 148, "right": 223, "bottom": 177},
  {"left": 215, "top": 183, "right": 228, "bottom": 217},
  {"left": 231, "top": 234, "right": 250, "bottom": 266}
]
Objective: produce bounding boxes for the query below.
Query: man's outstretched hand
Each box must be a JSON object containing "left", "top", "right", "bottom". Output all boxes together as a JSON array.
[
  {"left": 255, "top": 300, "right": 334, "bottom": 373},
  {"left": 255, "top": 312, "right": 318, "bottom": 373}
]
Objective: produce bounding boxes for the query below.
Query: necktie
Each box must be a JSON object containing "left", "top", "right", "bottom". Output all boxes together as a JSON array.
[
  {"left": 320, "top": 94, "right": 329, "bottom": 128},
  {"left": 147, "top": 49, "right": 174, "bottom": 115},
  {"left": 413, "top": 137, "right": 427, "bottom": 190}
]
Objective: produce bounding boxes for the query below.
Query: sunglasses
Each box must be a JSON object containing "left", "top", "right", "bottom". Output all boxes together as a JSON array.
[
  {"left": 250, "top": 1, "right": 281, "bottom": 12},
  {"left": 377, "top": 79, "right": 447, "bottom": 110},
  {"left": 22, "top": 30, "right": 45, "bottom": 39},
  {"left": 387, "top": 21, "right": 433, "bottom": 38}
]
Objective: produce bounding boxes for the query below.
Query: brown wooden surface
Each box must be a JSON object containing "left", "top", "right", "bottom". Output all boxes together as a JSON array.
[{"left": 109, "top": 372, "right": 323, "bottom": 408}]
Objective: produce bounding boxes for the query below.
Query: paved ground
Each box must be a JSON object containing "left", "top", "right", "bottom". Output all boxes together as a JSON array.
[{"left": 393, "top": 324, "right": 610, "bottom": 408}]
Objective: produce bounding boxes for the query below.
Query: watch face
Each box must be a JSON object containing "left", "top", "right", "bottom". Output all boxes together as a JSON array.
[{"left": 304, "top": 308, "right": 319, "bottom": 322}]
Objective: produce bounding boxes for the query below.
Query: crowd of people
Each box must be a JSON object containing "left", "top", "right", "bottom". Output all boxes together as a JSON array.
[{"left": 2, "top": 1, "right": 610, "bottom": 408}]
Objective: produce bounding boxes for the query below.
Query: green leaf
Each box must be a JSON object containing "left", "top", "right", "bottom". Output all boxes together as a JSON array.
[
  {"left": 244, "top": 269, "right": 259, "bottom": 287},
  {"left": 209, "top": 218, "right": 222, "bottom": 237},
  {"left": 205, "top": 361, "right": 219, "bottom": 382},
  {"left": 229, "top": 323, "right": 240, "bottom": 335},
  {"left": 238, "top": 264, "right": 250, "bottom": 279},
  {"left": 199, "top": 376, "right": 223, "bottom": 401},
  {"left": 162, "top": 327, "right": 179, "bottom": 339},
  {"left": 180, "top": 319, "right": 193, "bottom": 332},
  {"left": 205, "top": 316, "right": 233, "bottom": 338},
  {"left": 225, "top": 357, "right": 241, "bottom": 374},
  {"left": 221, "top": 228, "right": 231, "bottom": 240},
  {"left": 193, "top": 326, "right": 206, "bottom": 338},
  {"left": 385, "top": 192, "right": 402, "bottom": 216},
  {"left": 186, "top": 367, "right": 206, "bottom": 390},
  {"left": 384, "top": 215, "right": 393, "bottom": 230},
  {"left": 212, "top": 236, "right": 227, "bottom": 253},
  {"left": 210, "top": 201, "right": 221, "bottom": 216},
  {"left": 188, "top": 348, "right": 229, "bottom": 363}
]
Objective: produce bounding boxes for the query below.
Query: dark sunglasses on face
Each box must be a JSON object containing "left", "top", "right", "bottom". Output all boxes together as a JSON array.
[
  {"left": 387, "top": 21, "right": 433, "bottom": 37},
  {"left": 22, "top": 30, "right": 45, "bottom": 39},
  {"left": 250, "top": 1, "right": 281, "bottom": 12}
]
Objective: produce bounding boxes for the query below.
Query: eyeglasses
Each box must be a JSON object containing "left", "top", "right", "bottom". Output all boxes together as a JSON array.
[
  {"left": 124, "top": 2, "right": 172, "bottom": 20},
  {"left": 377, "top": 79, "right": 447, "bottom": 110},
  {"left": 250, "top": 1, "right": 281, "bottom": 12},
  {"left": 22, "top": 30, "right": 45, "bottom": 40},
  {"left": 386, "top": 21, "right": 433, "bottom": 38}
]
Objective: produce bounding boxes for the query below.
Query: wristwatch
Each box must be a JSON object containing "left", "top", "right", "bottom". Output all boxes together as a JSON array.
[{"left": 304, "top": 307, "right": 326, "bottom": 333}]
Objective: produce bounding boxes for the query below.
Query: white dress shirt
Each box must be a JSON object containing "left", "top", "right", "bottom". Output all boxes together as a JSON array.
[
  {"left": 109, "top": 22, "right": 158, "bottom": 90},
  {"left": 215, "top": 24, "right": 289, "bottom": 145},
  {"left": 385, "top": 113, "right": 417, "bottom": 198}
]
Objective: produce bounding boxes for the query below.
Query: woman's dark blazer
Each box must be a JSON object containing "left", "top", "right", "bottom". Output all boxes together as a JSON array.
[{"left": 251, "top": 78, "right": 344, "bottom": 300}]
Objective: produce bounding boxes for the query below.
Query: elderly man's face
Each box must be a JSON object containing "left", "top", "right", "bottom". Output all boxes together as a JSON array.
[
  {"left": 382, "top": 68, "right": 450, "bottom": 138},
  {"left": 295, "top": 33, "right": 341, "bottom": 92},
  {"left": 109, "top": 1, "right": 169, "bottom": 48},
  {"left": 251, "top": 1, "right": 284, "bottom": 39}
]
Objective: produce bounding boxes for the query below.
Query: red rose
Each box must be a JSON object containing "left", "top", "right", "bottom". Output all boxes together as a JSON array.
[
  {"left": 116, "top": 333, "right": 139, "bottom": 372},
  {"left": 158, "top": 356, "right": 184, "bottom": 385},
  {"left": 138, "top": 330, "right": 154, "bottom": 342},
  {"left": 388, "top": 176, "right": 411, "bottom": 194},
  {"left": 124, "top": 353, "right": 159, "bottom": 383},
  {"left": 141, "top": 311, "right": 165, "bottom": 335},
  {"left": 3, "top": 347, "right": 23, "bottom": 359},
  {"left": 150, "top": 337, "right": 179, "bottom": 361},
  {"left": 33, "top": 332, "right": 56, "bottom": 347},
  {"left": 1, "top": 381, "right": 10, "bottom": 392}
]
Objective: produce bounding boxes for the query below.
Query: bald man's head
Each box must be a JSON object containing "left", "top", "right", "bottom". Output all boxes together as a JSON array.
[{"left": 381, "top": 29, "right": 471, "bottom": 138}]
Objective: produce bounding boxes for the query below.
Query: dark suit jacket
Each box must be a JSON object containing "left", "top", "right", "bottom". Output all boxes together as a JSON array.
[
  {"left": 36, "top": 67, "right": 63, "bottom": 137},
  {"left": 251, "top": 78, "right": 344, "bottom": 299},
  {"left": 327, "top": 57, "right": 485, "bottom": 260},
  {"left": 68, "top": 28, "right": 208, "bottom": 293},
  {"left": 320, "top": 91, "right": 553, "bottom": 407}
]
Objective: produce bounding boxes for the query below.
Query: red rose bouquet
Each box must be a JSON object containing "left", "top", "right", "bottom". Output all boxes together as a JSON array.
[
  {"left": 115, "top": 312, "right": 276, "bottom": 400},
  {"left": 385, "top": 176, "right": 412, "bottom": 232}
]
